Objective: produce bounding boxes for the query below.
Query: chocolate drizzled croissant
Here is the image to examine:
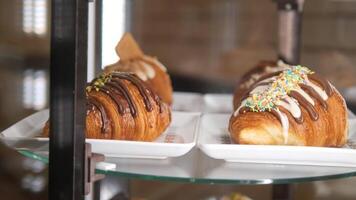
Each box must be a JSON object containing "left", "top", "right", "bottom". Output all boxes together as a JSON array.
[
  {"left": 104, "top": 33, "right": 173, "bottom": 105},
  {"left": 43, "top": 72, "right": 171, "bottom": 141},
  {"left": 104, "top": 55, "right": 173, "bottom": 105}
]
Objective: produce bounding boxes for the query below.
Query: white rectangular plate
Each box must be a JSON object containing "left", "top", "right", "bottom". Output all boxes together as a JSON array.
[
  {"left": 1, "top": 110, "right": 201, "bottom": 159},
  {"left": 172, "top": 92, "right": 204, "bottom": 112},
  {"left": 199, "top": 113, "right": 356, "bottom": 167},
  {"left": 203, "top": 94, "right": 233, "bottom": 113},
  {"left": 173, "top": 92, "right": 233, "bottom": 113}
]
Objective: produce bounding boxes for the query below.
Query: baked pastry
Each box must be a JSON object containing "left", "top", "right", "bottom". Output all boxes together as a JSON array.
[
  {"left": 233, "top": 60, "right": 289, "bottom": 109},
  {"left": 43, "top": 72, "right": 171, "bottom": 141},
  {"left": 230, "top": 62, "right": 348, "bottom": 146},
  {"left": 104, "top": 33, "right": 173, "bottom": 105}
]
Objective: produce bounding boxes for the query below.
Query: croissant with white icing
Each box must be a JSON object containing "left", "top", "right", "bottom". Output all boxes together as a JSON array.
[
  {"left": 43, "top": 72, "right": 171, "bottom": 141},
  {"left": 229, "top": 61, "right": 348, "bottom": 146},
  {"left": 103, "top": 33, "right": 173, "bottom": 105},
  {"left": 233, "top": 60, "right": 285, "bottom": 108}
]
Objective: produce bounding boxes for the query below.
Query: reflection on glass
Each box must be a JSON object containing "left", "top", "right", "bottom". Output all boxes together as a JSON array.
[
  {"left": 32, "top": 70, "right": 47, "bottom": 110},
  {"left": 22, "top": 0, "right": 47, "bottom": 36},
  {"left": 23, "top": 69, "right": 48, "bottom": 110},
  {"left": 23, "top": 69, "right": 34, "bottom": 109}
]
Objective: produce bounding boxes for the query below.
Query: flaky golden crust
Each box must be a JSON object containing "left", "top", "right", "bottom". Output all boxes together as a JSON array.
[
  {"left": 86, "top": 79, "right": 171, "bottom": 141},
  {"left": 104, "top": 59, "right": 173, "bottom": 105},
  {"left": 43, "top": 75, "right": 171, "bottom": 142},
  {"left": 230, "top": 88, "right": 348, "bottom": 146}
]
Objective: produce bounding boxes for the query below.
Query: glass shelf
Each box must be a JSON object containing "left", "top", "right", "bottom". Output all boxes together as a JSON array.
[{"left": 17, "top": 148, "right": 356, "bottom": 185}]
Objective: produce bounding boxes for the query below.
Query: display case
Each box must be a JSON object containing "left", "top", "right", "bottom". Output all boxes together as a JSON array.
[{"left": 1, "top": 0, "right": 356, "bottom": 200}]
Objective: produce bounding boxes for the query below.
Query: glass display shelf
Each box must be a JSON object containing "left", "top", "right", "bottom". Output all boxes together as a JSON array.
[{"left": 16, "top": 148, "right": 356, "bottom": 185}]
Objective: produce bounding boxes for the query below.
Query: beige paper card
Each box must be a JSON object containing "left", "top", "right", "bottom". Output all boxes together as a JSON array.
[{"left": 115, "top": 33, "right": 144, "bottom": 61}]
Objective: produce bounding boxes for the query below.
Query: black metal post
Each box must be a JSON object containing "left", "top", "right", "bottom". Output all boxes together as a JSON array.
[
  {"left": 49, "top": 0, "right": 88, "bottom": 199},
  {"left": 272, "top": 184, "right": 292, "bottom": 200},
  {"left": 94, "top": 0, "right": 103, "bottom": 75},
  {"left": 276, "top": 0, "right": 304, "bottom": 64}
]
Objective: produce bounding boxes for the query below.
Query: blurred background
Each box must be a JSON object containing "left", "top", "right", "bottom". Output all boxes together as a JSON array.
[{"left": 1, "top": 0, "right": 356, "bottom": 199}]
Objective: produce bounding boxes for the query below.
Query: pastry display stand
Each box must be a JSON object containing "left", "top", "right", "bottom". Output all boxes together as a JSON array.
[
  {"left": 19, "top": 147, "right": 356, "bottom": 200},
  {"left": 9, "top": 0, "right": 356, "bottom": 200}
]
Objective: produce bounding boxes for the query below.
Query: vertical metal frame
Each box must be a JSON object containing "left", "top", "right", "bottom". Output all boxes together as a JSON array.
[
  {"left": 276, "top": 0, "right": 304, "bottom": 64},
  {"left": 94, "top": 0, "right": 103, "bottom": 74},
  {"left": 49, "top": 0, "right": 88, "bottom": 199},
  {"left": 272, "top": 184, "right": 292, "bottom": 200}
]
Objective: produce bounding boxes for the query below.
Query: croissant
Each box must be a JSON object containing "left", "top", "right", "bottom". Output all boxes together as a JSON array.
[
  {"left": 43, "top": 72, "right": 171, "bottom": 141},
  {"left": 233, "top": 60, "right": 289, "bottom": 109},
  {"left": 104, "top": 33, "right": 173, "bottom": 105},
  {"left": 229, "top": 61, "right": 348, "bottom": 146},
  {"left": 104, "top": 55, "right": 173, "bottom": 105}
]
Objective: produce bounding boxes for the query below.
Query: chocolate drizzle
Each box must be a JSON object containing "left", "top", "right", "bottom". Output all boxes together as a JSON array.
[
  {"left": 107, "top": 79, "right": 138, "bottom": 117},
  {"left": 112, "top": 72, "right": 163, "bottom": 113},
  {"left": 111, "top": 73, "right": 154, "bottom": 112},
  {"left": 308, "top": 74, "right": 332, "bottom": 96},
  {"left": 99, "top": 86, "right": 125, "bottom": 115},
  {"left": 239, "top": 106, "right": 249, "bottom": 114},
  {"left": 289, "top": 91, "right": 319, "bottom": 120},
  {"left": 86, "top": 72, "right": 163, "bottom": 134},
  {"left": 280, "top": 98, "right": 304, "bottom": 123},
  {"left": 300, "top": 83, "right": 328, "bottom": 109},
  {"left": 294, "top": 115, "right": 304, "bottom": 123},
  {"left": 270, "top": 109, "right": 282, "bottom": 122},
  {"left": 87, "top": 96, "right": 110, "bottom": 133}
]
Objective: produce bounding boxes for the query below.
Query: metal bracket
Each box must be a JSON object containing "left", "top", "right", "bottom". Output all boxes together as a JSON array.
[
  {"left": 272, "top": 184, "right": 292, "bottom": 200},
  {"left": 274, "top": 0, "right": 305, "bottom": 64},
  {"left": 275, "top": 0, "right": 304, "bottom": 12},
  {"left": 85, "top": 143, "right": 105, "bottom": 195}
]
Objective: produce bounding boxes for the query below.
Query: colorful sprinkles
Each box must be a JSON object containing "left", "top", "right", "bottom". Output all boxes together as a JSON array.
[{"left": 244, "top": 65, "right": 314, "bottom": 112}]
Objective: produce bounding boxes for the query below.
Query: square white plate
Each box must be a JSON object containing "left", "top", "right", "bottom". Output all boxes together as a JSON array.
[
  {"left": 199, "top": 113, "right": 356, "bottom": 167},
  {"left": 203, "top": 94, "right": 233, "bottom": 113},
  {"left": 1, "top": 110, "right": 201, "bottom": 159},
  {"left": 172, "top": 92, "right": 204, "bottom": 112},
  {"left": 173, "top": 92, "right": 233, "bottom": 113}
]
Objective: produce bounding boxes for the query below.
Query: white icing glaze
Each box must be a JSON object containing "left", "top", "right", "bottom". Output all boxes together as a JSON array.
[
  {"left": 234, "top": 99, "right": 247, "bottom": 117},
  {"left": 138, "top": 60, "right": 155, "bottom": 79},
  {"left": 265, "top": 65, "right": 287, "bottom": 73},
  {"left": 250, "top": 85, "right": 269, "bottom": 94},
  {"left": 240, "top": 60, "right": 289, "bottom": 89},
  {"left": 241, "top": 74, "right": 262, "bottom": 89},
  {"left": 130, "top": 62, "right": 148, "bottom": 81},
  {"left": 277, "top": 60, "right": 291, "bottom": 69},
  {"left": 141, "top": 55, "right": 167, "bottom": 72},
  {"left": 259, "top": 77, "right": 277, "bottom": 85},
  {"left": 117, "top": 55, "right": 168, "bottom": 81},
  {"left": 306, "top": 77, "right": 328, "bottom": 100},
  {"left": 292, "top": 87, "right": 315, "bottom": 106},
  {"left": 275, "top": 109, "right": 289, "bottom": 144},
  {"left": 276, "top": 96, "right": 301, "bottom": 119}
]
